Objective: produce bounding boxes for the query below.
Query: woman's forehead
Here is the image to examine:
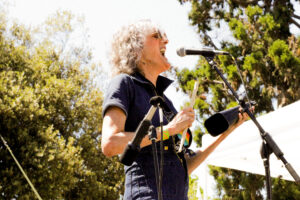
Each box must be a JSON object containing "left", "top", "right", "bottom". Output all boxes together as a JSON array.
[{"left": 147, "top": 27, "right": 167, "bottom": 38}]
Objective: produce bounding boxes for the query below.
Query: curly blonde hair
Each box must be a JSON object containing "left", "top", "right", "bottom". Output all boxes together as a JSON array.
[{"left": 109, "top": 19, "right": 163, "bottom": 76}]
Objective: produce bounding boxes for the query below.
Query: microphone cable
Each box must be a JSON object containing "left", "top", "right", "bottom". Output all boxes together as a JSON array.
[
  {"left": 229, "top": 54, "right": 254, "bottom": 108},
  {"left": 0, "top": 134, "right": 43, "bottom": 200}
]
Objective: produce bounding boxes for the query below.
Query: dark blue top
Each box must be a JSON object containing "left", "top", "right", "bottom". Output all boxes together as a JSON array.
[{"left": 103, "top": 72, "right": 189, "bottom": 200}]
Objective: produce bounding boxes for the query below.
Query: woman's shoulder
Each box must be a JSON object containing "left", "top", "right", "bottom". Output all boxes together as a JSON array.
[
  {"left": 109, "top": 73, "right": 134, "bottom": 86},
  {"left": 111, "top": 73, "right": 131, "bottom": 81}
]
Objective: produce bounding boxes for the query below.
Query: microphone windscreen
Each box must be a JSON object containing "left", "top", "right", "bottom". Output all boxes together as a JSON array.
[{"left": 176, "top": 47, "right": 185, "bottom": 57}]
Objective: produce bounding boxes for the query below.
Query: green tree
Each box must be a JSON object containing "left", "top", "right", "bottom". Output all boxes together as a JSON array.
[
  {"left": 188, "top": 175, "right": 200, "bottom": 200},
  {"left": 177, "top": 0, "right": 300, "bottom": 199},
  {"left": 0, "top": 7, "right": 123, "bottom": 200}
]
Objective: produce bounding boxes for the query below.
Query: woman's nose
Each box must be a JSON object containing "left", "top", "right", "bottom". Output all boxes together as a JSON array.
[{"left": 161, "top": 33, "right": 168, "bottom": 44}]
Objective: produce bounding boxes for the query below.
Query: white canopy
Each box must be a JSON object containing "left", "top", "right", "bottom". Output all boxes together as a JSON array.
[{"left": 195, "top": 100, "right": 300, "bottom": 199}]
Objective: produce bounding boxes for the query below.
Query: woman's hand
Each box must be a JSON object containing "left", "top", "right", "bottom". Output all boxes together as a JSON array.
[
  {"left": 185, "top": 106, "right": 254, "bottom": 175},
  {"left": 165, "top": 107, "right": 195, "bottom": 136},
  {"left": 231, "top": 106, "right": 254, "bottom": 130}
]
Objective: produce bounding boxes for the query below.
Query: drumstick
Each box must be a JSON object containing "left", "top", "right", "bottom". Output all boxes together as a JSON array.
[{"left": 178, "top": 80, "right": 199, "bottom": 152}]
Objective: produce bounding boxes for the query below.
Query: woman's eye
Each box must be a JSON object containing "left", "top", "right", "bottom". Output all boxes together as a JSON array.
[
  {"left": 152, "top": 32, "right": 162, "bottom": 39},
  {"left": 152, "top": 33, "right": 159, "bottom": 39}
]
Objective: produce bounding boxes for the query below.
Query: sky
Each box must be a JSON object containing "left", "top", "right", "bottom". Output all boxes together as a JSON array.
[
  {"left": 6, "top": 0, "right": 300, "bottom": 91},
  {"left": 7, "top": 0, "right": 299, "bottom": 110},
  {"left": 7, "top": 0, "right": 207, "bottom": 111},
  {"left": 7, "top": 0, "right": 202, "bottom": 73}
]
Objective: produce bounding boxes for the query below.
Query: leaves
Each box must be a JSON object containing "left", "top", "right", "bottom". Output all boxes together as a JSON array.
[
  {"left": 0, "top": 8, "right": 123, "bottom": 200},
  {"left": 178, "top": 0, "right": 300, "bottom": 198}
]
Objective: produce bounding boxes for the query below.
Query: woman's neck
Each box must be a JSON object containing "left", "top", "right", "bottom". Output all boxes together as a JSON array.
[{"left": 138, "top": 63, "right": 161, "bottom": 86}]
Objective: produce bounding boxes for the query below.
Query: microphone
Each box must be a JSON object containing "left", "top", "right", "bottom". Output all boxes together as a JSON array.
[
  {"left": 120, "top": 96, "right": 164, "bottom": 166},
  {"left": 177, "top": 47, "right": 229, "bottom": 57}
]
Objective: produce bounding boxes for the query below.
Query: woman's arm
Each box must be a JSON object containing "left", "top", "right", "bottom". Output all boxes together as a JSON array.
[
  {"left": 101, "top": 107, "right": 135, "bottom": 157},
  {"left": 185, "top": 111, "right": 249, "bottom": 175},
  {"left": 101, "top": 106, "right": 195, "bottom": 157}
]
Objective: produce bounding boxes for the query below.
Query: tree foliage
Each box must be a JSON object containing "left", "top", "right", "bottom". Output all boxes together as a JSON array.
[
  {"left": 0, "top": 7, "right": 123, "bottom": 200},
  {"left": 177, "top": 0, "right": 300, "bottom": 199},
  {"left": 188, "top": 175, "right": 200, "bottom": 200}
]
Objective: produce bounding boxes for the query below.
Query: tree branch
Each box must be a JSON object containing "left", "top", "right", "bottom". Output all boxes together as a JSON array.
[
  {"left": 291, "top": 18, "right": 300, "bottom": 29},
  {"left": 292, "top": 13, "right": 300, "bottom": 20},
  {"left": 230, "top": 0, "right": 259, "bottom": 7},
  {"left": 203, "top": 79, "right": 224, "bottom": 85},
  {"left": 203, "top": 32, "right": 218, "bottom": 49}
]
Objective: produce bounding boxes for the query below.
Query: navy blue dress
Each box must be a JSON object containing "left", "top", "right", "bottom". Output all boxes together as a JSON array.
[{"left": 103, "top": 72, "right": 189, "bottom": 200}]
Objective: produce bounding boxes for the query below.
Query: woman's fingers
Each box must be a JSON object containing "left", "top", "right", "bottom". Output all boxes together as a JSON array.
[
  {"left": 236, "top": 105, "right": 255, "bottom": 126},
  {"left": 167, "top": 107, "right": 195, "bottom": 135},
  {"left": 183, "top": 107, "right": 195, "bottom": 123}
]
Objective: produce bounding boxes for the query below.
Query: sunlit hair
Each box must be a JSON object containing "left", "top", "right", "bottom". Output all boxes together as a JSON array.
[{"left": 109, "top": 19, "right": 164, "bottom": 76}]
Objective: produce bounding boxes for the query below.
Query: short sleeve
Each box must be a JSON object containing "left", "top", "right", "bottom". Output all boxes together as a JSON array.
[{"left": 102, "top": 74, "right": 134, "bottom": 117}]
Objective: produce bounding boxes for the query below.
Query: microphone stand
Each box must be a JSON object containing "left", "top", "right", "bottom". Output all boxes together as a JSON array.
[
  {"left": 204, "top": 56, "right": 300, "bottom": 200},
  {"left": 120, "top": 96, "right": 164, "bottom": 200},
  {"left": 158, "top": 101, "right": 165, "bottom": 200},
  {"left": 148, "top": 125, "right": 162, "bottom": 200},
  {"left": 148, "top": 100, "right": 165, "bottom": 200},
  {"left": 261, "top": 141, "right": 272, "bottom": 199}
]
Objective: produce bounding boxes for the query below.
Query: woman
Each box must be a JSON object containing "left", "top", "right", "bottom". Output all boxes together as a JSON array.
[{"left": 101, "top": 20, "right": 249, "bottom": 200}]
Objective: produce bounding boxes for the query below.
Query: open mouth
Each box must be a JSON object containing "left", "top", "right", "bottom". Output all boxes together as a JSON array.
[{"left": 160, "top": 48, "right": 166, "bottom": 56}]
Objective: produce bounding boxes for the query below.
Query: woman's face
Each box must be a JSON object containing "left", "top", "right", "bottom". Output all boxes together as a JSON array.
[{"left": 140, "top": 30, "right": 171, "bottom": 73}]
